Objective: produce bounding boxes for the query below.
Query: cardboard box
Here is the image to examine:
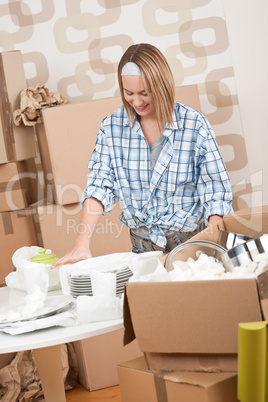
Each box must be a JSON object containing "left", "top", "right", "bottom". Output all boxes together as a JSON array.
[
  {"left": 0, "top": 352, "right": 16, "bottom": 371},
  {"left": 185, "top": 205, "right": 268, "bottom": 244},
  {"left": 0, "top": 51, "right": 37, "bottom": 163},
  {"left": 0, "top": 209, "right": 38, "bottom": 284},
  {"left": 73, "top": 328, "right": 142, "bottom": 391},
  {"left": 124, "top": 206, "right": 268, "bottom": 372},
  {"left": 117, "top": 356, "right": 238, "bottom": 402},
  {"left": 0, "top": 159, "right": 39, "bottom": 212},
  {"left": 33, "top": 201, "right": 131, "bottom": 258},
  {"left": 35, "top": 85, "right": 200, "bottom": 205}
]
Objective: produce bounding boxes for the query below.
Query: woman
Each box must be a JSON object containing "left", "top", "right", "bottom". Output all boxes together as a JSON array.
[{"left": 53, "top": 43, "right": 232, "bottom": 267}]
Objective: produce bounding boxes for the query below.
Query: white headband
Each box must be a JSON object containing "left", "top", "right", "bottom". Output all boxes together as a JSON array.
[{"left": 121, "top": 62, "right": 141, "bottom": 76}]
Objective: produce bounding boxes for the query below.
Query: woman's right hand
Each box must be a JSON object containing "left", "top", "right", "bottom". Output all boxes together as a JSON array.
[
  {"left": 51, "top": 243, "right": 92, "bottom": 269},
  {"left": 51, "top": 197, "right": 104, "bottom": 269}
]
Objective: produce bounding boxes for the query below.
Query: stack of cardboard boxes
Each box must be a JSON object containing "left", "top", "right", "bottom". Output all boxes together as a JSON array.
[
  {"left": 0, "top": 50, "right": 40, "bottom": 372},
  {"left": 118, "top": 206, "right": 268, "bottom": 401},
  {"left": 0, "top": 51, "right": 39, "bottom": 285}
]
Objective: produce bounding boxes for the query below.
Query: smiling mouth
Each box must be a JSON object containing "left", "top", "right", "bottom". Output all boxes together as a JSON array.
[{"left": 134, "top": 105, "right": 148, "bottom": 112}]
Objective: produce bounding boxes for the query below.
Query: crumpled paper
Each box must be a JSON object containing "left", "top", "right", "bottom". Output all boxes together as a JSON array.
[
  {"left": 13, "top": 83, "right": 69, "bottom": 126},
  {"left": 129, "top": 252, "right": 268, "bottom": 282},
  {"left": 0, "top": 344, "right": 78, "bottom": 401}
]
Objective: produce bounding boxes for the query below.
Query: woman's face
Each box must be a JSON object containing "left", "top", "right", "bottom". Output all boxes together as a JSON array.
[{"left": 122, "top": 75, "right": 156, "bottom": 120}]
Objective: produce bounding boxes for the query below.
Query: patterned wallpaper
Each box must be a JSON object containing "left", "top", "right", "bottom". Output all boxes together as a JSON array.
[{"left": 0, "top": 0, "right": 253, "bottom": 211}]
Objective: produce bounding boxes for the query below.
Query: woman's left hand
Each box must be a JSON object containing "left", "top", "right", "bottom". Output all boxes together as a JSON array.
[{"left": 208, "top": 214, "right": 223, "bottom": 225}]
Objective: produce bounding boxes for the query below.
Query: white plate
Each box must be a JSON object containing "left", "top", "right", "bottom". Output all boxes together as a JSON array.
[
  {"left": 0, "top": 295, "right": 74, "bottom": 324},
  {"left": 70, "top": 284, "right": 92, "bottom": 288}
]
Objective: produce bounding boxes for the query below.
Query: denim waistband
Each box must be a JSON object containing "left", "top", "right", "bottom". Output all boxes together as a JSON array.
[{"left": 130, "top": 223, "right": 205, "bottom": 253}]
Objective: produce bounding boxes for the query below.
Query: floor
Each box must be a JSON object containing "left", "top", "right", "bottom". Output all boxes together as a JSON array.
[{"left": 66, "top": 384, "right": 122, "bottom": 401}]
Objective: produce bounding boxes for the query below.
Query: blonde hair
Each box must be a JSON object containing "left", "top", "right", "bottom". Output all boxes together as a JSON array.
[{"left": 118, "top": 44, "right": 175, "bottom": 134}]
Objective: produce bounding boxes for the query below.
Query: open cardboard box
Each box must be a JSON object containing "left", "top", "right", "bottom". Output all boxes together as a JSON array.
[
  {"left": 123, "top": 206, "right": 268, "bottom": 372},
  {"left": 117, "top": 356, "right": 238, "bottom": 402}
]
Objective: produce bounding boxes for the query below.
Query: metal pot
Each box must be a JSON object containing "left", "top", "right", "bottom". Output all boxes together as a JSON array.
[
  {"left": 218, "top": 234, "right": 268, "bottom": 272},
  {"left": 217, "top": 230, "right": 255, "bottom": 249}
]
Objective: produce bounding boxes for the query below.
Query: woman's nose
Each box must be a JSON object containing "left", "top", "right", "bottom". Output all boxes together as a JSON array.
[{"left": 133, "top": 95, "right": 143, "bottom": 106}]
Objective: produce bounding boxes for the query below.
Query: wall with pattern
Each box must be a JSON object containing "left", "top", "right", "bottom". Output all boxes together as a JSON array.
[{"left": 0, "top": 0, "right": 267, "bottom": 211}]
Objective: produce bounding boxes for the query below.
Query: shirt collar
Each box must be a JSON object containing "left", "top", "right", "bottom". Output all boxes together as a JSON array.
[{"left": 124, "top": 108, "right": 182, "bottom": 131}]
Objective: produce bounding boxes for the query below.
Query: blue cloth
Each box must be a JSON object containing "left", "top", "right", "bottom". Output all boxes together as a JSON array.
[{"left": 81, "top": 102, "right": 233, "bottom": 248}]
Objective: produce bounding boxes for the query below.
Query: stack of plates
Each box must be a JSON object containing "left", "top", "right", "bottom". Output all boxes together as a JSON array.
[{"left": 69, "top": 266, "right": 133, "bottom": 298}]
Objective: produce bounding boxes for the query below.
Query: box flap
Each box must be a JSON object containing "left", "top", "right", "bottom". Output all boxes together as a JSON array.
[
  {"left": 117, "top": 356, "right": 149, "bottom": 371},
  {"left": 260, "top": 299, "right": 268, "bottom": 320},
  {"left": 164, "top": 371, "right": 238, "bottom": 402},
  {"left": 222, "top": 206, "right": 268, "bottom": 236},
  {"left": 188, "top": 206, "right": 268, "bottom": 249},
  {"left": 163, "top": 371, "right": 236, "bottom": 387},
  {"left": 256, "top": 269, "right": 268, "bottom": 319},
  {"left": 123, "top": 287, "right": 136, "bottom": 346},
  {"left": 257, "top": 269, "right": 268, "bottom": 299},
  {"left": 125, "top": 279, "right": 262, "bottom": 354}
]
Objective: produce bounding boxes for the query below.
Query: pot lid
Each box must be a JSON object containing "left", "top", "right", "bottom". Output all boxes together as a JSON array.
[{"left": 30, "top": 248, "right": 58, "bottom": 265}]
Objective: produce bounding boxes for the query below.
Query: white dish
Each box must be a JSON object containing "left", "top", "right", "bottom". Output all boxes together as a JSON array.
[
  {"left": 0, "top": 295, "right": 73, "bottom": 324},
  {"left": 69, "top": 266, "right": 132, "bottom": 299}
]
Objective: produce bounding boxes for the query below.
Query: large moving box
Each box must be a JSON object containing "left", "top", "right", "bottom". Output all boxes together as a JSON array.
[
  {"left": 35, "top": 85, "right": 200, "bottom": 205},
  {"left": 123, "top": 206, "right": 268, "bottom": 373},
  {"left": 0, "top": 51, "right": 36, "bottom": 163},
  {"left": 117, "top": 356, "right": 238, "bottom": 402},
  {"left": 73, "top": 328, "right": 142, "bottom": 391}
]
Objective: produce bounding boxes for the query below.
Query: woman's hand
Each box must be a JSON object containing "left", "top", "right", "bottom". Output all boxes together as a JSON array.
[
  {"left": 51, "top": 243, "right": 92, "bottom": 269},
  {"left": 51, "top": 197, "right": 104, "bottom": 269},
  {"left": 208, "top": 214, "right": 223, "bottom": 225}
]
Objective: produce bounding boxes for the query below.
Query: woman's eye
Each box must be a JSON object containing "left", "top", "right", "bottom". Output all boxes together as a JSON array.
[{"left": 124, "top": 91, "right": 148, "bottom": 96}]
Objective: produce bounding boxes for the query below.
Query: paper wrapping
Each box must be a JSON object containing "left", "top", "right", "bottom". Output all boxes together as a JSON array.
[
  {"left": 13, "top": 84, "right": 69, "bottom": 127},
  {"left": 0, "top": 344, "right": 78, "bottom": 401}
]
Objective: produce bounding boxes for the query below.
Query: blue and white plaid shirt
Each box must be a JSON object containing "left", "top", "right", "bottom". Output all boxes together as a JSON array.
[{"left": 81, "top": 102, "right": 233, "bottom": 248}]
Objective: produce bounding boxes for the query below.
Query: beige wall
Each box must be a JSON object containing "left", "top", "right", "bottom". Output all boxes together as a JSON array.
[
  {"left": 0, "top": 0, "right": 267, "bottom": 209},
  {"left": 223, "top": 0, "right": 268, "bottom": 206}
]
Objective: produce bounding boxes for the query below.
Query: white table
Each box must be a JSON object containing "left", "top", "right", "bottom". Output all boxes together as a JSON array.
[{"left": 0, "top": 287, "right": 123, "bottom": 402}]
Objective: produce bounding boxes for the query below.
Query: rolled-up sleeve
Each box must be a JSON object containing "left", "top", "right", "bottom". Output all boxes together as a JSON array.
[
  {"left": 196, "top": 119, "right": 233, "bottom": 223},
  {"left": 81, "top": 123, "right": 119, "bottom": 213}
]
